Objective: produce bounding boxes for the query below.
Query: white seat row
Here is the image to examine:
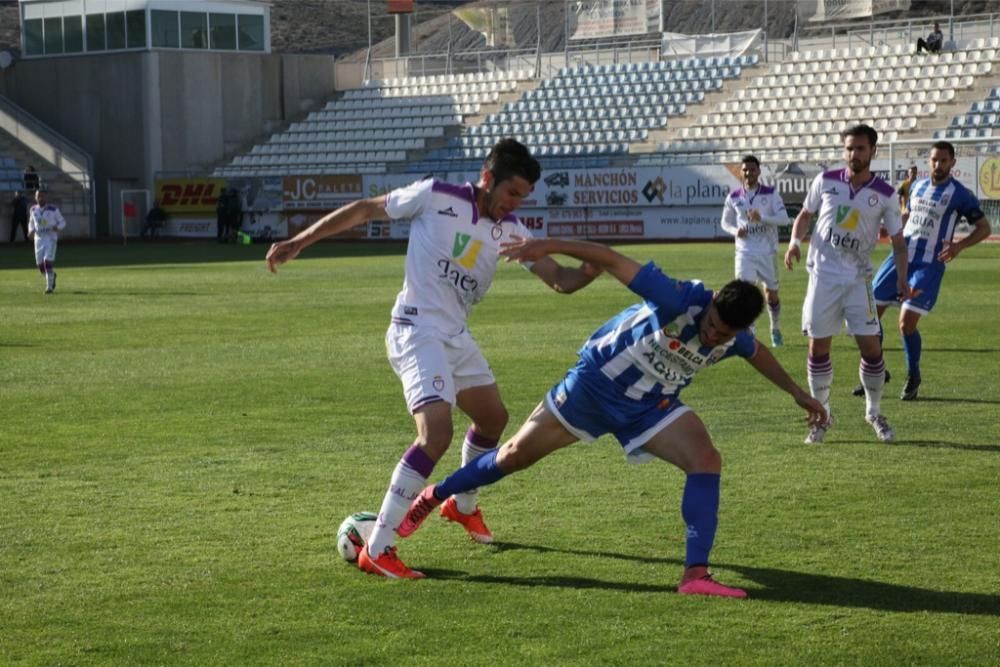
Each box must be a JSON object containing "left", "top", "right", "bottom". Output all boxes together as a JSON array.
[
  {"left": 234, "top": 151, "right": 408, "bottom": 167},
  {"left": 378, "top": 69, "right": 532, "bottom": 89},
  {"left": 291, "top": 115, "right": 462, "bottom": 132},
  {"left": 773, "top": 48, "right": 998, "bottom": 75}
]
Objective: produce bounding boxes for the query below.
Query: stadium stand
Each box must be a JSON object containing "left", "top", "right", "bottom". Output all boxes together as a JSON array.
[
  {"left": 214, "top": 69, "right": 533, "bottom": 177},
  {"left": 0, "top": 155, "right": 21, "bottom": 192},
  {"left": 658, "top": 38, "right": 1000, "bottom": 164}
]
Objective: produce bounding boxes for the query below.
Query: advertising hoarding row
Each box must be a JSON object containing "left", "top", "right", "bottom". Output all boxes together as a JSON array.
[{"left": 153, "top": 156, "right": 1000, "bottom": 240}]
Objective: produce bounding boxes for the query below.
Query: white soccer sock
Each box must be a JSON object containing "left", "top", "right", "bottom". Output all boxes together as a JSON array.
[
  {"left": 45, "top": 271, "right": 54, "bottom": 290},
  {"left": 768, "top": 302, "right": 781, "bottom": 331},
  {"left": 366, "top": 454, "right": 430, "bottom": 556},
  {"left": 860, "top": 356, "right": 886, "bottom": 419},
  {"left": 807, "top": 355, "right": 833, "bottom": 420},
  {"left": 453, "top": 436, "right": 495, "bottom": 514}
]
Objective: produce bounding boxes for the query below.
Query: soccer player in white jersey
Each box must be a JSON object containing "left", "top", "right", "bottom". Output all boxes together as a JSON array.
[
  {"left": 784, "top": 125, "right": 918, "bottom": 444},
  {"left": 264, "top": 139, "right": 602, "bottom": 579},
  {"left": 862, "top": 141, "right": 991, "bottom": 401},
  {"left": 396, "top": 237, "right": 825, "bottom": 598},
  {"left": 27, "top": 189, "right": 67, "bottom": 294},
  {"left": 720, "top": 155, "right": 790, "bottom": 346}
]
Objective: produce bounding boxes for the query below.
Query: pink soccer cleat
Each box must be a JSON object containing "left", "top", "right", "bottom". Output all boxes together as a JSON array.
[
  {"left": 398, "top": 485, "right": 443, "bottom": 538},
  {"left": 678, "top": 574, "right": 748, "bottom": 599}
]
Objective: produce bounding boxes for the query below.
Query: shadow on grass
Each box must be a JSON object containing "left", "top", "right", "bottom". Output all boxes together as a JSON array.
[
  {"left": 833, "top": 438, "right": 1000, "bottom": 452},
  {"left": 909, "top": 396, "right": 1000, "bottom": 405},
  {"left": 429, "top": 542, "right": 1000, "bottom": 615},
  {"left": 0, "top": 241, "right": 408, "bottom": 269}
]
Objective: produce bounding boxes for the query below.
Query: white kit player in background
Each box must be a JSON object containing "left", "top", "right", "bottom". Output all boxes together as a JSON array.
[
  {"left": 720, "top": 154, "right": 790, "bottom": 347},
  {"left": 264, "top": 138, "right": 602, "bottom": 579},
  {"left": 27, "top": 189, "right": 67, "bottom": 294},
  {"left": 784, "top": 124, "right": 918, "bottom": 445}
]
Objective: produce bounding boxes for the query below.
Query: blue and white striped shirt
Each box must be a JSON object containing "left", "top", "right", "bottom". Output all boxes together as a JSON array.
[
  {"left": 904, "top": 176, "right": 985, "bottom": 265},
  {"left": 579, "top": 262, "right": 757, "bottom": 402}
]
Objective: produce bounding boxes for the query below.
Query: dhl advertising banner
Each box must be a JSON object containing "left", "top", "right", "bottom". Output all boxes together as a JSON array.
[{"left": 156, "top": 178, "right": 226, "bottom": 216}]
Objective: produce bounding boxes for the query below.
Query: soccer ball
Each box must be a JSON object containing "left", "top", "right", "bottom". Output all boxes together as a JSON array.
[{"left": 336, "top": 511, "right": 377, "bottom": 562}]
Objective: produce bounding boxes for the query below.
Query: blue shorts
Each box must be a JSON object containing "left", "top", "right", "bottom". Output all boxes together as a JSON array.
[
  {"left": 872, "top": 255, "right": 944, "bottom": 316},
  {"left": 545, "top": 359, "right": 690, "bottom": 464}
]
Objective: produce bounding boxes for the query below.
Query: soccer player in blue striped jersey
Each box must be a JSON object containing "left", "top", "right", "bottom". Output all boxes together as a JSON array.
[
  {"left": 398, "top": 238, "right": 826, "bottom": 598},
  {"left": 864, "top": 141, "right": 992, "bottom": 400}
]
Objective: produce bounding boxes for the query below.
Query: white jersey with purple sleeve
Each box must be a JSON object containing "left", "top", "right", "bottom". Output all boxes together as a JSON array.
[
  {"left": 802, "top": 168, "right": 901, "bottom": 282},
  {"left": 904, "top": 176, "right": 986, "bottom": 266},
  {"left": 720, "top": 185, "right": 788, "bottom": 255},
  {"left": 383, "top": 178, "right": 535, "bottom": 336},
  {"left": 27, "top": 204, "right": 66, "bottom": 238},
  {"left": 578, "top": 262, "right": 757, "bottom": 401}
]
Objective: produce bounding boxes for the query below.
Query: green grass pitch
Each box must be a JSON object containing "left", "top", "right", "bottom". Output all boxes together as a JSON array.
[{"left": 2, "top": 241, "right": 999, "bottom": 665}]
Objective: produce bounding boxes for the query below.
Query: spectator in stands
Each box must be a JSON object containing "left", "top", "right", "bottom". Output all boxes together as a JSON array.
[
  {"left": 142, "top": 200, "right": 167, "bottom": 239},
  {"left": 897, "top": 165, "right": 919, "bottom": 214},
  {"left": 22, "top": 165, "right": 39, "bottom": 193},
  {"left": 9, "top": 190, "right": 29, "bottom": 242},
  {"left": 916, "top": 22, "right": 943, "bottom": 55}
]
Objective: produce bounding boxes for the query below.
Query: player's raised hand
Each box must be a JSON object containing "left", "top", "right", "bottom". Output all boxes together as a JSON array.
[
  {"left": 783, "top": 243, "right": 800, "bottom": 270},
  {"left": 265, "top": 240, "right": 301, "bottom": 274},
  {"left": 499, "top": 235, "right": 554, "bottom": 263}
]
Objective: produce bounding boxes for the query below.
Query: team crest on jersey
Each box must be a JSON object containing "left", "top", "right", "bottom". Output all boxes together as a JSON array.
[
  {"left": 940, "top": 194, "right": 950, "bottom": 206},
  {"left": 868, "top": 195, "right": 879, "bottom": 207},
  {"left": 835, "top": 205, "right": 861, "bottom": 231},
  {"left": 452, "top": 232, "right": 483, "bottom": 269},
  {"left": 707, "top": 348, "right": 726, "bottom": 364},
  {"left": 432, "top": 376, "right": 445, "bottom": 391},
  {"left": 491, "top": 224, "right": 503, "bottom": 240}
]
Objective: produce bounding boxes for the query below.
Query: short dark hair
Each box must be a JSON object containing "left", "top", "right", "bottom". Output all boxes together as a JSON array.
[
  {"left": 931, "top": 140, "right": 955, "bottom": 158},
  {"left": 714, "top": 280, "right": 765, "bottom": 330},
  {"left": 840, "top": 124, "right": 878, "bottom": 146},
  {"left": 484, "top": 137, "right": 541, "bottom": 186},
  {"left": 741, "top": 155, "right": 760, "bottom": 167}
]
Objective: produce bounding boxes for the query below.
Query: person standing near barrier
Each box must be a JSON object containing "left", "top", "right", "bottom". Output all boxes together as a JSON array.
[
  {"left": 27, "top": 189, "right": 66, "bottom": 294},
  {"left": 9, "top": 190, "right": 29, "bottom": 242}
]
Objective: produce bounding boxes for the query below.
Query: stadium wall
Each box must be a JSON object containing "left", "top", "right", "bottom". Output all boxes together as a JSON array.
[{"left": 0, "top": 51, "right": 335, "bottom": 237}]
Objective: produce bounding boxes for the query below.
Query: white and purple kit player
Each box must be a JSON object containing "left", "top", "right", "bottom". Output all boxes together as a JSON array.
[
  {"left": 720, "top": 155, "right": 790, "bottom": 346},
  {"left": 785, "top": 124, "right": 916, "bottom": 445},
  {"left": 265, "top": 139, "right": 602, "bottom": 579},
  {"left": 397, "top": 238, "right": 825, "bottom": 598},
  {"left": 27, "top": 189, "right": 66, "bottom": 294},
  {"left": 868, "top": 141, "right": 992, "bottom": 400}
]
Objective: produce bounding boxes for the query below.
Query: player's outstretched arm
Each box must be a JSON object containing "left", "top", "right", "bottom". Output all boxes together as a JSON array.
[
  {"left": 528, "top": 255, "right": 604, "bottom": 294},
  {"left": 745, "top": 343, "right": 827, "bottom": 426},
  {"left": 501, "top": 236, "right": 641, "bottom": 286},
  {"left": 265, "top": 197, "right": 387, "bottom": 273}
]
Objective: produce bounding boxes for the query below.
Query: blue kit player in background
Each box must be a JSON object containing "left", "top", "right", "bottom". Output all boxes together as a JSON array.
[
  {"left": 855, "top": 141, "right": 992, "bottom": 400},
  {"left": 396, "top": 237, "right": 826, "bottom": 598}
]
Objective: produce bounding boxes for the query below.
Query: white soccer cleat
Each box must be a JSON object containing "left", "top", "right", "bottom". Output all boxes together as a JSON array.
[
  {"left": 804, "top": 415, "right": 833, "bottom": 445},
  {"left": 866, "top": 414, "right": 895, "bottom": 443}
]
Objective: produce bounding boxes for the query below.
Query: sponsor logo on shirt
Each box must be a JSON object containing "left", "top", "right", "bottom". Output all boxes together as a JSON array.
[{"left": 437, "top": 206, "right": 458, "bottom": 218}]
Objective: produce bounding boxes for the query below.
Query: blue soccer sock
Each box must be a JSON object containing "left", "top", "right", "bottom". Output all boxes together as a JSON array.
[
  {"left": 902, "top": 330, "right": 922, "bottom": 378},
  {"left": 435, "top": 449, "right": 507, "bottom": 500},
  {"left": 681, "top": 473, "right": 721, "bottom": 567}
]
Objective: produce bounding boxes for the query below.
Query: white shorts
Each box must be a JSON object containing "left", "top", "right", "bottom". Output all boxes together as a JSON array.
[
  {"left": 34, "top": 236, "right": 57, "bottom": 265},
  {"left": 801, "top": 273, "right": 880, "bottom": 338},
  {"left": 735, "top": 252, "right": 779, "bottom": 290},
  {"left": 385, "top": 323, "right": 495, "bottom": 413}
]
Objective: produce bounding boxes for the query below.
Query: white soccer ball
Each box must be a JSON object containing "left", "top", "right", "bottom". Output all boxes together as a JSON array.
[{"left": 336, "top": 511, "right": 377, "bottom": 562}]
